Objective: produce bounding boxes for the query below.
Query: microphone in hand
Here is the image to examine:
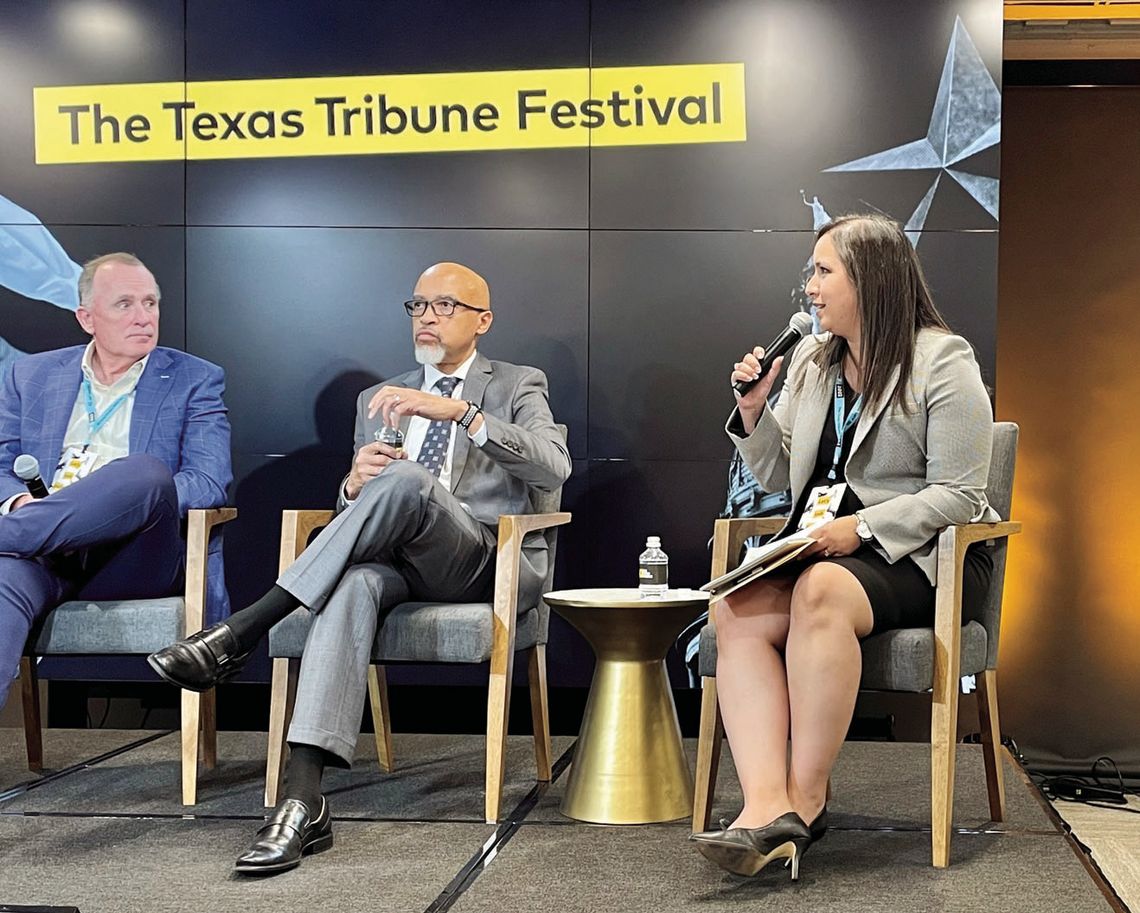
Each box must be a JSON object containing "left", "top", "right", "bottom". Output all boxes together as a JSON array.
[
  {"left": 734, "top": 311, "right": 815, "bottom": 396},
  {"left": 14, "top": 454, "right": 50, "bottom": 499}
]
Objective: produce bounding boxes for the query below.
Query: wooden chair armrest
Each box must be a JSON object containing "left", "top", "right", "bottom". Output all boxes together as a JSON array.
[
  {"left": 279, "top": 509, "right": 336, "bottom": 574},
  {"left": 183, "top": 508, "right": 238, "bottom": 635},
  {"left": 931, "top": 519, "right": 1022, "bottom": 694},
  {"left": 945, "top": 520, "right": 1021, "bottom": 550},
  {"left": 489, "top": 511, "right": 572, "bottom": 656},
  {"left": 710, "top": 516, "right": 789, "bottom": 578},
  {"left": 497, "top": 511, "right": 572, "bottom": 539}
]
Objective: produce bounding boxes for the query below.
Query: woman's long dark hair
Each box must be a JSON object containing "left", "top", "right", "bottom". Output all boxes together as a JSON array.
[{"left": 812, "top": 213, "right": 950, "bottom": 412}]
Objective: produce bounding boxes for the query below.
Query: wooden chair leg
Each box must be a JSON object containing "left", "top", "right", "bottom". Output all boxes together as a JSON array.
[
  {"left": 367, "top": 664, "right": 394, "bottom": 774},
  {"left": 976, "top": 668, "right": 1007, "bottom": 822},
  {"left": 180, "top": 688, "right": 201, "bottom": 806},
  {"left": 485, "top": 652, "right": 515, "bottom": 824},
  {"left": 200, "top": 688, "right": 217, "bottom": 770},
  {"left": 527, "top": 645, "right": 552, "bottom": 782},
  {"left": 265, "top": 657, "right": 299, "bottom": 808},
  {"left": 930, "top": 666, "right": 961, "bottom": 868},
  {"left": 692, "top": 675, "right": 723, "bottom": 831},
  {"left": 20, "top": 657, "right": 43, "bottom": 773}
]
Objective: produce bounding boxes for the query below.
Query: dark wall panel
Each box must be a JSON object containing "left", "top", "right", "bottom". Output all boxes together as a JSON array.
[
  {"left": 589, "top": 0, "right": 1002, "bottom": 230},
  {"left": 185, "top": 0, "right": 590, "bottom": 228},
  {"left": 588, "top": 229, "right": 811, "bottom": 462},
  {"left": 0, "top": 0, "right": 185, "bottom": 225},
  {"left": 0, "top": 226, "right": 186, "bottom": 354},
  {"left": 186, "top": 227, "right": 588, "bottom": 459}
]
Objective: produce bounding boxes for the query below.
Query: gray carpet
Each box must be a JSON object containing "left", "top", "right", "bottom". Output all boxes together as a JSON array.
[
  {"left": 0, "top": 727, "right": 155, "bottom": 792},
  {"left": 456, "top": 826, "right": 1112, "bottom": 913},
  {"left": 0, "top": 815, "right": 490, "bottom": 913},
  {"left": 0, "top": 730, "right": 1118, "bottom": 913},
  {"left": 531, "top": 740, "right": 1055, "bottom": 832},
  {"left": 0, "top": 730, "right": 574, "bottom": 820}
]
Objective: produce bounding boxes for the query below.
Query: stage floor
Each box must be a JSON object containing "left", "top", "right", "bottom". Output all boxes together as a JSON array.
[{"left": 0, "top": 729, "right": 1123, "bottom": 913}]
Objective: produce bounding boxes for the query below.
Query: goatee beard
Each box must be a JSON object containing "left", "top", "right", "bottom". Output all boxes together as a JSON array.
[{"left": 414, "top": 344, "right": 445, "bottom": 366}]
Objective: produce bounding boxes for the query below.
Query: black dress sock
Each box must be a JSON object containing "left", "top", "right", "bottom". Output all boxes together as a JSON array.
[
  {"left": 224, "top": 585, "right": 300, "bottom": 652},
  {"left": 283, "top": 743, "right": 330, "bottom": 815}
]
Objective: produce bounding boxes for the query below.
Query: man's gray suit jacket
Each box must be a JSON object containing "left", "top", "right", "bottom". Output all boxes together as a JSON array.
[{"left": 344, "top": 352, "right": 571, "bottom": 587}]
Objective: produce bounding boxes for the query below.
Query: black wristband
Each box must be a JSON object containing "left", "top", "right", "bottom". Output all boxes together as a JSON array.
[{"left": 458, "top": 401, "right": 483, "bottom": 430}]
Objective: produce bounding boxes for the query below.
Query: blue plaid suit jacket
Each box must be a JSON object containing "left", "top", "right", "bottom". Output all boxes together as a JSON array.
[{"left": 0, "top": 345, "right": 233, "bottom": 622}]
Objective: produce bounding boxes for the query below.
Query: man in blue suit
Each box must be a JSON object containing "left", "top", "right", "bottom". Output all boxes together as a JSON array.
[{"left": 0, "top": 252, "right": 232, "bottom": 709}]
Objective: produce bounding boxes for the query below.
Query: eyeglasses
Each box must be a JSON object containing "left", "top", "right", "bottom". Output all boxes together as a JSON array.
[{"left": 403, "top": 296, "right": 489, "bottom": 318}]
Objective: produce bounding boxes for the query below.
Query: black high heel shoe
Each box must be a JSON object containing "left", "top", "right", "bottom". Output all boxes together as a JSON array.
[
  {"left": 807, "top": 806, "right": 829, "bottom": 845},
  {"left": 689, "top": 812, "right": 811, "bottom": 879}
]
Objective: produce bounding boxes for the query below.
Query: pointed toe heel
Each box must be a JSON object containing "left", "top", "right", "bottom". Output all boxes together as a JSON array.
[{"left": 691, "top": 812, "right": 811, "bottom": 880}]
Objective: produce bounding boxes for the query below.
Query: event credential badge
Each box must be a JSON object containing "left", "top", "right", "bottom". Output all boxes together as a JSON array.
[{"left": 796, "top": 483, "right": 848, "bottom": 533}]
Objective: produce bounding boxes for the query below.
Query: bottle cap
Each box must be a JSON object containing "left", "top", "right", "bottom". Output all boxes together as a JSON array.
[{"left": 646, "top": 536, "right": 661, "bottom": 547}]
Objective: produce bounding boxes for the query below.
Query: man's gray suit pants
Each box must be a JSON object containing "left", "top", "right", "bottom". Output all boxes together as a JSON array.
[{"left": 277, "top": 460, "right": 499, "bottom": 766}]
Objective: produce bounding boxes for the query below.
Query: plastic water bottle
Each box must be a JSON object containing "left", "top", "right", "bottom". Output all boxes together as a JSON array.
[
  {"left": 375, "top": 425, "right": 404, "bottom": 458},
  {"left": 638, "top": 536, "right": 669, "bottom": 597}
]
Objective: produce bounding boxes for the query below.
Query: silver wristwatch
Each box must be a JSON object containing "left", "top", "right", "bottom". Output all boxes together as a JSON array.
[{"left": 854, "top": 510, "right": 873, "bottom": 543}]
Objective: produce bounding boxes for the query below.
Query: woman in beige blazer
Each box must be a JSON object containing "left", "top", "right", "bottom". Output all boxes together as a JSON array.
[{"left": 691, "top": 214, "right": 998, "bottom": 879}]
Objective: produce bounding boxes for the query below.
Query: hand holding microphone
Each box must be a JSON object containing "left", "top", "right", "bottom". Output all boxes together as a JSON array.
[
  {"left": 732, "top": 312, "right": 814, "bottom": 411},
  {"left": 14, "top": 454, "right": 50, "bottom": 500}
]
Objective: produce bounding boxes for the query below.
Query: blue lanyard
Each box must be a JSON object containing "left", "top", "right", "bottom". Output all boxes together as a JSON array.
[
  {"left": 82, "top": 378, "right": 130, "bottom": 442},
  {"left": 828, "top": 376, "right": 862, "bottom": 480}
]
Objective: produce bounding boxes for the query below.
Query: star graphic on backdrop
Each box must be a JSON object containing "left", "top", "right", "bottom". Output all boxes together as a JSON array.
[{"left": 824, "top": 15, "right": 1001, "bottom": 232}]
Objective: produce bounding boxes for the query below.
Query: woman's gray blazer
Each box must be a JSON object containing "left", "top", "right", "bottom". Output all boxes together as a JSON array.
[{"left": 726, "top": 328, "right": 999, "bottom": 586}]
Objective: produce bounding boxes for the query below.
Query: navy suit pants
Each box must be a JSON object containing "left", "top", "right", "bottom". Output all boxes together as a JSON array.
[{"left": 0, "top": 454, "right": 183, "bottom": 707}]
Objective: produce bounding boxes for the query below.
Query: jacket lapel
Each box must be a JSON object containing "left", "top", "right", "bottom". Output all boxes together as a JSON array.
[
  {"left": 396, "top": 368, "right": 424, "bottom": 436},
  {"left": 39, "top": 349, "right": 84, "bottom": 474},
  {"left": 849, "top": 363, "right": 901, "bottom": 459},
  {"left": 790, "top": 357, "right": 832, "bottom": 500},
  {"left": 130, "top": 349, "right": 175, "bottom": 454},
  {"left": 449, "top": 353, "right": 492, "bottom": 490}
]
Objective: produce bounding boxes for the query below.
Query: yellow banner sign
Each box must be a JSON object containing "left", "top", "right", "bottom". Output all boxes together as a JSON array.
[{"left": 33, "top": 63, "right": 746, "bottom": 164}]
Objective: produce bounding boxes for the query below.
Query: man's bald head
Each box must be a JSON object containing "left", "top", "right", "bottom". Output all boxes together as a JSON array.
[
  {"left": 408, "top": 261, "right": 493, "bottom": 372},
  {"left": 414, "top": 262, "right": 491, "bottom": 311}
]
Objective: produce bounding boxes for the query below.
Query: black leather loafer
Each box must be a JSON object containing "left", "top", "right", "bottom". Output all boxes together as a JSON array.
[
  {"left": 147, "top": 621, "right": 252, "bottom": 692},
  {"left": 234, "top": 797, "right": 333, "bottom": 875}
]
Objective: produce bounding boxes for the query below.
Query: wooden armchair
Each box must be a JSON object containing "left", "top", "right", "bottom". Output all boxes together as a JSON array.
[
  {"left": 264, "top": 495, "right": 570, "bottom": 823},
  {"left": 692, "top": 422, "right": 1022, "bottom": 867},
  {"left": 21, "top": 507, "right": 236, "bottom": 805}
]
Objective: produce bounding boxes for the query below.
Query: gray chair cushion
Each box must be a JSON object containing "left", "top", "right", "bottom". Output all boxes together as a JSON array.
[
  {"left": 697, "top": 620, "right": 988, "bottom": 692},
  {"left": 31, "top": 597, "right": 186, "bottom": 654},
  {"left": 269, "top": 602, "right": 542, "bottom": 664}
]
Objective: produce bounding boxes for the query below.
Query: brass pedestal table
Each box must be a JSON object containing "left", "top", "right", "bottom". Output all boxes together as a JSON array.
[{"left": 544, "top": 587, "right": 710, "bottom": 824}]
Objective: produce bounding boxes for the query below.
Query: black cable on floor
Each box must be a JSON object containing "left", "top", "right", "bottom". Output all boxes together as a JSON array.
[
  {"left": 422, "top": 740, "right": 576, "bottom": 913},
  {"left": 1031, "top": 755, "right": 1139, "bottom": 812}
]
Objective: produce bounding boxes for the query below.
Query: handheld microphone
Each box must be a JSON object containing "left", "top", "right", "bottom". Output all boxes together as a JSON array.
[
  {"left": 733, "top": 311, "right": 815, "bottom": 397},
  {"left": 14, "top": 454, "right": 50, "bottom": 499}
]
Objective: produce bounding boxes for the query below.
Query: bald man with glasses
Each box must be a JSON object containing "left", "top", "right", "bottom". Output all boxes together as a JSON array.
[{"left": 150, "top": 261, "right": 571, "bottom": 874}]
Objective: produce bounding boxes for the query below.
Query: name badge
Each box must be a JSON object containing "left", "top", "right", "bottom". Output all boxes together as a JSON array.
[
  {"left": 50, "top": 446, "right": 98, "bottom": 492},
  {"left": 797, "top": 482, "right": 848, "bottom": 532}
]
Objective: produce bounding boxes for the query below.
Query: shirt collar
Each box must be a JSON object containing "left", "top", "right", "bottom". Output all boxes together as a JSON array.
[
  {"left": 423, "top": 349, "right": 477, "bottom": 392},
  {"left": 81, "top": 341, "right": 150, "bottom": 395}
]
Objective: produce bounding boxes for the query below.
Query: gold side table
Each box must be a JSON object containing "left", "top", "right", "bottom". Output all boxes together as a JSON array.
[{"left": 545, "top": 587, "right": 710, "bottom": 825}]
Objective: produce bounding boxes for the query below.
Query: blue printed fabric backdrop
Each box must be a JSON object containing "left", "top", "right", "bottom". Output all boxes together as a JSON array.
[{"left": 0, "top": 0, "right": 1001, "bottom": 687}]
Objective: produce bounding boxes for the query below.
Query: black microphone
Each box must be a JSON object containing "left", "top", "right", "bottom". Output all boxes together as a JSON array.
[
  {"left": 733, "top": 311, "right": 815, "bottom": 396},
  {"left": 14, "top": 454, "right": 50, "bottom": 499}
]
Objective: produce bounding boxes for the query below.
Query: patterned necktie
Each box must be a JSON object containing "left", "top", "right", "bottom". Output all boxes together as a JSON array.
[{"left": 416, "top": 375, "right": 460, "bottom": 478}]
